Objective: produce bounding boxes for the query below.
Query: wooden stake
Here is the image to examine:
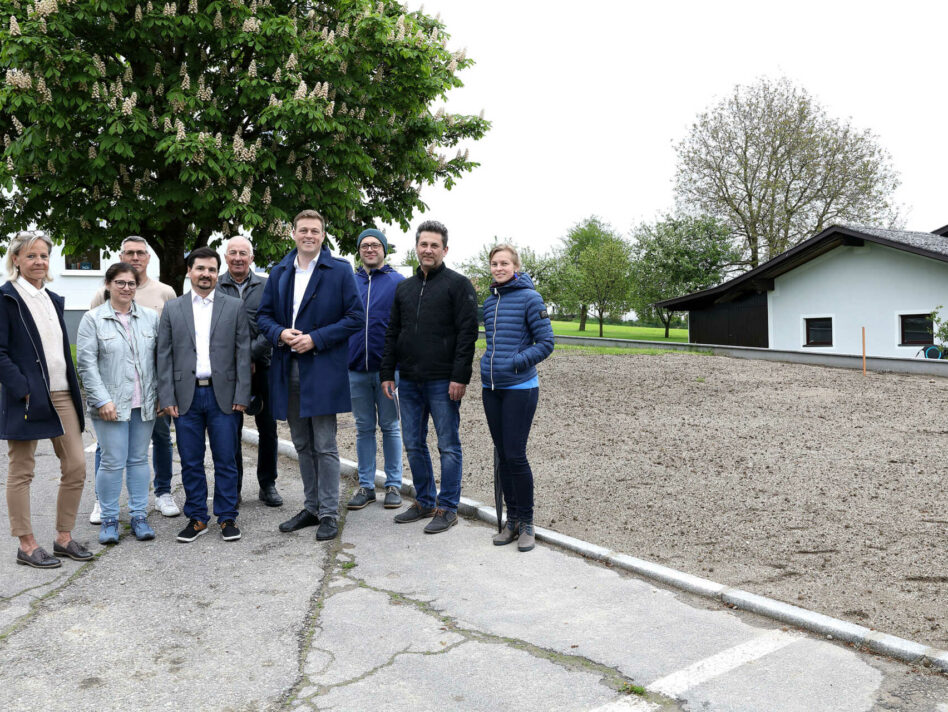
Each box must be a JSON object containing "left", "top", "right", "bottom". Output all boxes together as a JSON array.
[{"left": 862, "top": 326, "right": 866, "bottom": 375}]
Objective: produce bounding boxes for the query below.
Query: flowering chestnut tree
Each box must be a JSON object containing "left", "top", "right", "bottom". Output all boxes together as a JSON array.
[{"left": 0, "top": 0, "right": 488, "bottom": 288}]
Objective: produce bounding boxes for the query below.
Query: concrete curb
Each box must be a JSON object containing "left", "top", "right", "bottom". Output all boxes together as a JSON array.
[{"left": 244, "top": 428, "right": 948, "bottom": 674}]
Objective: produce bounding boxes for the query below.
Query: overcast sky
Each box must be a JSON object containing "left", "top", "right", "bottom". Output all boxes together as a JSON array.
[{"left": 379, "top": 0, "right": 948, "bottom": 269}]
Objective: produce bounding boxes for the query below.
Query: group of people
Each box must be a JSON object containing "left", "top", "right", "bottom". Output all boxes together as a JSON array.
[{"left": 0, "top": 210, "right": 554, "bottom": 568}]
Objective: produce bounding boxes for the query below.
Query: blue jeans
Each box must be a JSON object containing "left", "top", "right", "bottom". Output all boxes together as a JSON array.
[
  {"left": 482, "top": 387, "right": 538, "bottom": 523},
  {"left": 349, "top": 370, "right": 402, "bottom": 490},
  {"left": 151, "top": 414, "right": 174, "bottom": 496},
  {"left": 93, "top": 408, "right": 156, "bottom": 521},
  {"left": 398, "top": 379, "right": 462, "bottom": 512},
  {"left": 174, "top": 385, "right": 241, "bottom": 524},
  {"left": 94, "top": 413, "right": 173, "bottom": 495}
]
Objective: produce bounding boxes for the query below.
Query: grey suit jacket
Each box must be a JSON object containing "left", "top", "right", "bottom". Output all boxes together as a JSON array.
[{"left": 157, "top": 290, "right": 251, "bottom": 416}]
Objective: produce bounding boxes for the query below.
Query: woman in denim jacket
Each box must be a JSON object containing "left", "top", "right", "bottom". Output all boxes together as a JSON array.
[
  {"left": 77, "top": 263, "right": 160, "bottom": 544},
  {"left": 480, "top": 245, "right": 555, "bottom": 552}
]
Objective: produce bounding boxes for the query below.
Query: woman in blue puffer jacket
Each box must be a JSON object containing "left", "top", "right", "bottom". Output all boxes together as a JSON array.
[{"left": 481, "top": 245, "right": 554, "bottom": 552}]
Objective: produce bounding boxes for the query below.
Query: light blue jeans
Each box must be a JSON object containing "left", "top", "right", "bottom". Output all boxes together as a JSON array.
[
  {"left": 93, "top": 408, "right": 156, "bottom": 520},
  {"left": 349, "top": 370, "right": 402, "bottom": 490}
]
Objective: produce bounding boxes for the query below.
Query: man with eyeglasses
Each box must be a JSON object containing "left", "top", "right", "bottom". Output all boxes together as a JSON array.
[
  {"left": 345, "top": 229, "right": 405, "bottom": 512},
  {"left": 217, "top": 236, "right": 283, "bottom": 508},
  {"left": 89, "top": 236, "right": 178, "bottom": 523},
  {"left": 257, "top": 210, "right": 363, "bottom": 542}
]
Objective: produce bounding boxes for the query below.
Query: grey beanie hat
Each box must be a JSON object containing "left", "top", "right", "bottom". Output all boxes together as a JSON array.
[{"left": 357, "top": 228, "right": 388, "bottom": 255}]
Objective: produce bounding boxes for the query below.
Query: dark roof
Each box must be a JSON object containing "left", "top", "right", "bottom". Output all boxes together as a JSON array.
[{"left": 657, "top": 224, "right": 948, "bottom": 310}]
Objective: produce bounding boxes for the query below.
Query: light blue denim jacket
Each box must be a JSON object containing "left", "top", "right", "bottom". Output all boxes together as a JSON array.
[{"left": 77, "top": 301, "right": 159, "bottom": 421}]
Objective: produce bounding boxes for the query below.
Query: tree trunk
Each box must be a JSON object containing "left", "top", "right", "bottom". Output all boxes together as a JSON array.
[
  {"left": 579, "top": 305, "right": 588, "bottom": 331},
  {"left": 659, "top": 309, "right": 672, "bottom": 338},
  {"left": 153, "top": 230, "right": 188, "bottom": 295},
  {"left": 599, "top": 313, "right": 604, "bottom": 337}
]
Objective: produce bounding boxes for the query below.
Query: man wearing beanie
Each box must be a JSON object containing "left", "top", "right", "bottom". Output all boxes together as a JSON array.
[{"left": 345, "top": 229, "right": 406, "bottom": 511}]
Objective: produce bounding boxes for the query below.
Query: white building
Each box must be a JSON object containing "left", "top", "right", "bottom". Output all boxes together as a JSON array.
[{"left": 657, "top": 224, "right": 948, "bottom": 358}]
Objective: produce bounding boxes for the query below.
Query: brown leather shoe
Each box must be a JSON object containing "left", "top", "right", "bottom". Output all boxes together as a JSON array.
[
  {"left": 52, "top": 539, "right": 94, "bottom": 561},
  {"left": 16, "top": 547, "right": 62, "bottom": 569}
]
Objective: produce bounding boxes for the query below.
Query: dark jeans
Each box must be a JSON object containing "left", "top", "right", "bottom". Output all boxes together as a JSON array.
[
  {"left": 398, "top": 378, "right": 462, "bottom": 512},
  {"left": 175, "top": 384, "right": 241, "bottom": 524},
  {"left": 151, "top": 414, "right": 174, "bottom": 496},
  {"left": 237, "top": 365, "right": 278, "bottom": 491},
  {"left": 482, "top": 387, "right": 538, "bottom": 524}
]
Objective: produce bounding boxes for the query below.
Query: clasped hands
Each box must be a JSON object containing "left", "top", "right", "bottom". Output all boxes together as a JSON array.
[{"left": 280, "top": 328, "right": 315, "bottom": 354}]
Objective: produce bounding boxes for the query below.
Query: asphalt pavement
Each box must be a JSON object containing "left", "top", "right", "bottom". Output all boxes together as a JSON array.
[{"left": 0, "top": 433, "right": 947, "bottom": 711}]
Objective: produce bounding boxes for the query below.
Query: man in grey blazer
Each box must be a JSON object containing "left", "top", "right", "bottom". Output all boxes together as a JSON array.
[{"left": 157, "top": 247, "right": 251, "bottom": 543}]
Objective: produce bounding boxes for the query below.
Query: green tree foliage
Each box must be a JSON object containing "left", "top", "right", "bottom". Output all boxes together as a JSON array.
[
  {"left": 556, "top": 216, "right": 620, "bottom": 330},
  {"left": 0, "top": 0, "right": 488, "bottom": 289},
  {"left": 629, "top": 214, "right": 738, "bottom": 337},
  {"left": 674, "top": 76, "right": 899, "bottom": 269},
  {"left": 571, "top": 233, "right": 634, "bottom": 338}
]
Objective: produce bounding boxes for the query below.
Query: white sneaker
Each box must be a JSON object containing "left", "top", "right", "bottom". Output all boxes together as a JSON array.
[
  {"left": 155, "top": 493, "right": 181, "bottom": 517},
  {"left": 89, "top": 499, "right": 101, "bottom": 525}
]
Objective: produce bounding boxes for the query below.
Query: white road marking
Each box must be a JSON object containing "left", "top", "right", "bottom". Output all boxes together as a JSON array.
[
  {"left": 587, "top": 696, "right": 659, "bottom": 711},
  {"left": 650, "top": 629, "right": 802, "bottom": 698}
]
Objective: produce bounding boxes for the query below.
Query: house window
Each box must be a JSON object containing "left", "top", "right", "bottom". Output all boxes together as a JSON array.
[
  {"left": 900, "top": 314, "right": 933, "bottom": 346},
  {"left": 64, "top": 247, "right": 101, "bottom": 271},
  {"left": 805, "top": 317, "right": 832, "bottom": 346}
]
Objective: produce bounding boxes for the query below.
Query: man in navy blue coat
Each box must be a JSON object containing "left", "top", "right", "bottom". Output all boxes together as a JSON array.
[{"left": 257, "top": 209, "right": 364, "bottom": 541}]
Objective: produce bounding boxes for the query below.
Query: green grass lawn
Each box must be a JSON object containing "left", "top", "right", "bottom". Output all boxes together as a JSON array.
[{"left": 550, "top": 321, "right": 689, "bottom": 342}]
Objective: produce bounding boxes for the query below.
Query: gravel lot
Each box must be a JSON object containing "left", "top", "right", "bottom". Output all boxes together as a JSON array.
[{"left": 298, "top": 348, "right": 948, "bottom": 650}]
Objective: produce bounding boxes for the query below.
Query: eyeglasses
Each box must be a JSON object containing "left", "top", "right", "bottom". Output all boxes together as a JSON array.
[
  {"left": 112, "top": 280, "right": 137, "bottom": 289},
  {"left": 359, "top": 242, "right": 383, "bottom": 251},
  {"left": 121, "top": 250, "right": 149, "bottom": 258}
]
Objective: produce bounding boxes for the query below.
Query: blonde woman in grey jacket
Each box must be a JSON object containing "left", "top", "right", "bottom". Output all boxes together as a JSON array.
[{"left": 77, "top": 263, "right": 160, "bottom": 545}]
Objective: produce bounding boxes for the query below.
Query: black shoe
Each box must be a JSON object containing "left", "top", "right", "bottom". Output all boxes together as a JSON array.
[
  {"left": 347, "top": 487, "right": 376, "bottom": 510},
  {"left": 316, "top": 517, "right": 338, "bottom": 541},
  {"left": 383, "top": 486, "right": 402, "bottom": 509},
  {"left": 176, "top": 519, "right": 209, "bottom": 543},
  {"left": 258, "top": 484, "right": 284, "bottom": 507},
  {"left": 279, "top": 509, "right": 320, "bottom": 533},
  {"left": 220, "top": 520, "right": 242, "bottom": 541},
  {"left": 52, "top": 539, "right": 94, "bottom": 561},
  {"left": 16, "top": 547, "right": 62, "bottom": 569},
  {"left": 423, "top": 508, "right": 458, "bottom": 534},
  {"left": 393, "top": 502, "right": 437, "bottom": 524}
]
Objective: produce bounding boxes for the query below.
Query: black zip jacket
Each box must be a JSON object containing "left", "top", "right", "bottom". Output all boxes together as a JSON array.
[{"left": 379, "top": 263, "right": 478, "bottom": 384}]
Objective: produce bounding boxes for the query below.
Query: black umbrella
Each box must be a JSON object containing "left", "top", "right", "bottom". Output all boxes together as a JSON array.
[{"left": 493, "top": 446, "right": 503, "bottom": 532}]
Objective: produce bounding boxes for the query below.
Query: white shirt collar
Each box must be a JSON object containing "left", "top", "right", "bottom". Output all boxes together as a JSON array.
[
  {"left": 191, "top": 289, "right": 215, "bottom": 304},
  {"left": 294, "top": 255, "right": 317, "bottom": 273},
  {"left": 15, "top": 275, "right": 45, "bottom": 297}
]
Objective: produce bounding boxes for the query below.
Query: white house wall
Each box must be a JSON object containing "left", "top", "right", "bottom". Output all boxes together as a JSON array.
[{"left": 768, "top": 242, "right": 948, "bottom": 357}]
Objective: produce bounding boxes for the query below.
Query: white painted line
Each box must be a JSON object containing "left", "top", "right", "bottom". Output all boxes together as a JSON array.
[
  {"left": 587, "top": 696, "right": 659, "bottom": 711},
  {"left": 649, "top": 629, "right": 801, "bottom": 698}
]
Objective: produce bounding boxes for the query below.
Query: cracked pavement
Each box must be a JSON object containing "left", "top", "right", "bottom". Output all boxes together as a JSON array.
[{"left": 1, "top": 439, "right": 947, "bottom": 711}]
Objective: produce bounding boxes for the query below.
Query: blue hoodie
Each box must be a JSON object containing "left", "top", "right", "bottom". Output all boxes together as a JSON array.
[
  {"left": 480, "top": 272, "right": 555, "bottom": 389},
  {"left": 348, "top": 264, "right": 405, "bottom": 372}
]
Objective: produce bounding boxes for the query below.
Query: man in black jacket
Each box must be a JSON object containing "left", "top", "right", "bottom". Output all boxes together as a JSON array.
[
  {"left": 218, "top": 236, "right": 282, "bottom": 508},
  {"left": 380, "top": 220, "right": 478, "bottom": 534}
]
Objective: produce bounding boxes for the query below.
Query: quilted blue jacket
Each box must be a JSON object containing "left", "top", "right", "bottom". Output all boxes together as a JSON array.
[{"left": 480, "top": 272, "right": 554, "bottom": 389}]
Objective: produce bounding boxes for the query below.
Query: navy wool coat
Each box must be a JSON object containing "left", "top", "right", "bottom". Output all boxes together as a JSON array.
[
  {"left": 0, "top": 281, "right": 85, "bottom": 440},
  {"left": 257, "top": 246, "right": 364, "bottom": 419}
]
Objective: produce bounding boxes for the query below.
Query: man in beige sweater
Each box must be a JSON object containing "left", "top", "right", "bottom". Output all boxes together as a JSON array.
[{"left": 89, "top": 236, "right": 178, "bottom": 522}]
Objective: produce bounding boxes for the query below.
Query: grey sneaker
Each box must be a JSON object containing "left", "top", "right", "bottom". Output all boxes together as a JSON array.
[
  {"left": 517, "top": 522, "right": 535, "bottom": 552},
  {"left": 492, "top": 519, "right": 519, "bottom": 546},
  {"left": 393, "top": 502, "right": 436, "bottom": 524},
  {"left": 347, "top": 487, "right": 376, "bottom": 510},
  {"left": 383, "top": 486, "right": 402, "bottom": 509},
  {"left": 423, "top": 508, "right": 458, "bottom": 534}
]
